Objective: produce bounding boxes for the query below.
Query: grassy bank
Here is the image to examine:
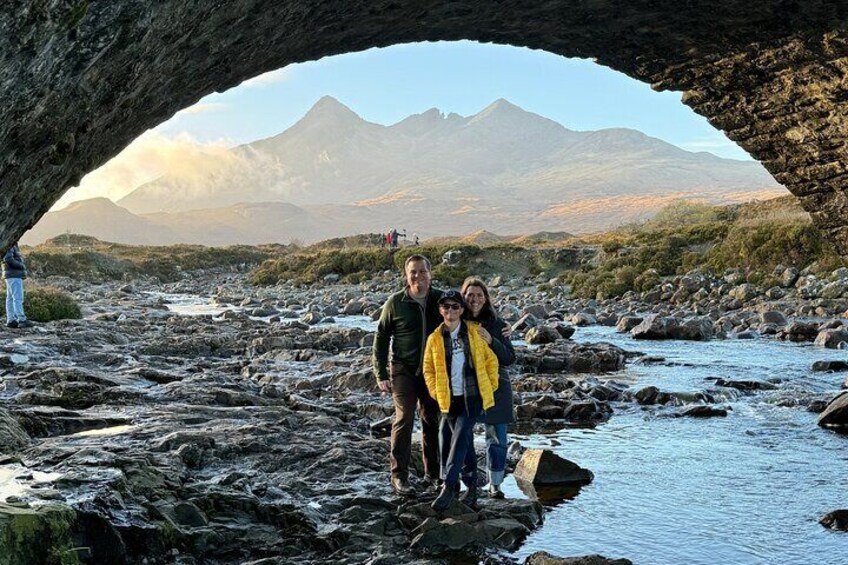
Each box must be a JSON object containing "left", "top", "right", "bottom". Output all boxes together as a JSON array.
[
  {"left": 563, "top": 197, "right": 844, "bottom": 298},
  {"left": 26, "top": 235, "right": 282, "bottom": 282}
]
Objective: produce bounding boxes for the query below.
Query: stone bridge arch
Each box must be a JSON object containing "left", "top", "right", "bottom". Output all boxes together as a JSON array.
[{"left": 3, "top": 1, "right": 848, "bottom": 251}]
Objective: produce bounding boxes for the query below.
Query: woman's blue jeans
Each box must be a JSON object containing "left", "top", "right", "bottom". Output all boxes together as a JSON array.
[{"left": 485, "top": 423, "right": 508, "bottom": 486}]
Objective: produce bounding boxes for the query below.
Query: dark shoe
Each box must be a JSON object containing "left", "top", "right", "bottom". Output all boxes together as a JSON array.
[
  {"left": 459, "top": 487, "right": 478, "bottom": 508},
  {"left": 422, "top": 475, "right": 443, "bottom": 492},
  {"left": 431, "top": 484, "right": 456, "bottom": 511},
  {"left": 16, "top": 320, "right": 32, "bottom": 328},
  {"left": 486, "top": 483, "right": 505, "bottom": 499},
  {"left": 5, "top": 321, "right": 18, "bottom": 329},
  {"left": 391, "top": 476, "right": 414, "bottom": 497}
]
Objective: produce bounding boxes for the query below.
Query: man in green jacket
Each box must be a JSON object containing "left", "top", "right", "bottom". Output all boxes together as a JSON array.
[{"left": 373, "top": 254, "right": 443, "bottom": 496}]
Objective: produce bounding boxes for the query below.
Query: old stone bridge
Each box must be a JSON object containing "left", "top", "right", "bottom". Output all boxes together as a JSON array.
[{"left": 2, "top": 1, "right": 848, "bottom": 251}]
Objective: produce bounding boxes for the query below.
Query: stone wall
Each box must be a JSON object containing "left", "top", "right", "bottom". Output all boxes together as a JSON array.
[{"left": 3, "top": 1, "right": 848, "bottom": 251}]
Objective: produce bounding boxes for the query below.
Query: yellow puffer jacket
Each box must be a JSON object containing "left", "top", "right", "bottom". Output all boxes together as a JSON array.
[{"left": 423, "top": 321, "right": 499, "bottom": 412}]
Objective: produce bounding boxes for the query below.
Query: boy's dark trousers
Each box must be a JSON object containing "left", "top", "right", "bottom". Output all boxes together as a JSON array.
[{"left": 439, "top": 394, "right": 483, "bottom": 487}]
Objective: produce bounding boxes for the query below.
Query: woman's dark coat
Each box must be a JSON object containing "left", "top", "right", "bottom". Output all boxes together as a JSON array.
[{"left": 478, "top": 316, "right": 515, "bottom": 424}]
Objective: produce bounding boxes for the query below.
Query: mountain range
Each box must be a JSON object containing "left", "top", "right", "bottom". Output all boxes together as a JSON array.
[{"left": 24, "top": 96, "right": 784, "bottom": 246}]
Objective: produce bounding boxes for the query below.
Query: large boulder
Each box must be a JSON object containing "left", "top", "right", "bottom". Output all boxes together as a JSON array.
[
  {"left": 820, "top": 509, "right": 848, "bottom": 531},
  {"left": 814, "top": 328, "right": 848, "bottom": 348},
  {"left": 781, "top": 320, "right": 820, "bottom": 342},
  {"left": 525, "top": 325, "right": 561, "bottom": 345},
  {"left": 631, "top": 315, "right": 712, "bottom": 340},
  {"left": 513, "top": 449, "right": 593, "bottom": 486},
  {"left": 615, "top": 315, "right": 643, "bottom": 333},
  {"left": 812, "top": 360, "right": 848, "bottom": 372},
  {"left": 817, "top": 392, "right": 848, "bottom": 429}
]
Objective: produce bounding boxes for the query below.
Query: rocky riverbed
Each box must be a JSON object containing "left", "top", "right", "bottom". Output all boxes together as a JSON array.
[{"left": 3, "top": 267, "right": 848, "bottom": 564}]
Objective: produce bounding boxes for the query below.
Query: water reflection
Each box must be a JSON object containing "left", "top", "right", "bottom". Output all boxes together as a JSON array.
[{"left": 516, "top": 480, "right": 584, "bottom": 506}]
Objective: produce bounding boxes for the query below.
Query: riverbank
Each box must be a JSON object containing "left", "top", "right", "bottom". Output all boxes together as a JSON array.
[{"left": 1, "top": 266, "right": 848, "bottom": 563}]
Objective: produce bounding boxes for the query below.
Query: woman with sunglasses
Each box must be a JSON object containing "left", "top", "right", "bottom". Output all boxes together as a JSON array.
[
  {"left": 461, "top": 276, "right": 515, "bottom": 499},
  {"left": 423, "top": 290, "right": 499, "bottom": 511}
]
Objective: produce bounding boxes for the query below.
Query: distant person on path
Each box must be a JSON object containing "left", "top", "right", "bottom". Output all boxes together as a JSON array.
[
  {"left": 390, "top": 228, "right": 399, "bottom": 248},
  {"left": 423, "top": 289, "right": 499, "bottom": 510},
  {"left": 373, "top": 255, "right": 444, "bottom": 496},
  {"left": 3, "top": 243, "right": 30, "bottom": 329},
  {"left": 413, "top": 233, "right": 420, "bottom": 246},
  {"left": 462, "top": 277, "right": 515, "bottom": 498}
]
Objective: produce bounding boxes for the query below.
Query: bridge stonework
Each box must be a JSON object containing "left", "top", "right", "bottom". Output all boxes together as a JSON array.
[{"left": 3, "top": 1, "right": 848, "bottom": 251}]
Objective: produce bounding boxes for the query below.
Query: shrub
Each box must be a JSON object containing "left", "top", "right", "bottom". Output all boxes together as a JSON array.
[{"left": 0, "top": 287, "right": 81, "bottom": 322}]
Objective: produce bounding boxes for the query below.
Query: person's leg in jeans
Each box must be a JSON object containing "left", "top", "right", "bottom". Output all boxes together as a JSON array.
[
  {"left": 389, "top": 364, "right": 417, "bottom": 481},
  {"left": 5, "top": 279, "right": 14, "bottom": 325},
  {"left": 486, "top": 423, "right": 508, "bottom": 487},
  {"left": 416, "top": 374, "right": 441, "bottom": 481},
  {"left": 6, "top": 278, "right": 23, "bottom": 324}
]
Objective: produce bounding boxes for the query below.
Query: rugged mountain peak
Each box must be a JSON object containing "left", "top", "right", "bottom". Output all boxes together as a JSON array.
[
  {"left": 301, "top": 95, "right": 363, "bottom": 125},
  {"left": 391, "top": 107, "right": 448, "bottom": 135}
]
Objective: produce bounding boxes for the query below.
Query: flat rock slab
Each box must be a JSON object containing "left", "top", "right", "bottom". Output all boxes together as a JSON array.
[
  {"left": 513, "top": 448, "right": 593, "bottom": 486},
  {"left": 525, "top": 551, "right": 633, "bottom": 565}
]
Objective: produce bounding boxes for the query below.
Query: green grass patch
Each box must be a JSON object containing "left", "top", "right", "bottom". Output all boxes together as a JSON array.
[{"left": 0, "top": 286, "right": 81, "bottom": 322}]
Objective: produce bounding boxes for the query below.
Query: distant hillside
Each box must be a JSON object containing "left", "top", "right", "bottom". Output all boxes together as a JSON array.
[{"left": 29, "top": 96, "right": 785, "bottom": 246}]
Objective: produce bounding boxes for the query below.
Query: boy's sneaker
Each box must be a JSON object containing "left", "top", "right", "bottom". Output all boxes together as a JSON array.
[
  {"left": 486, "top": 483, "right": 505, "bottom": 499},
  {"left": 5, "top": 321, "right": 18, "bottom": 329}
]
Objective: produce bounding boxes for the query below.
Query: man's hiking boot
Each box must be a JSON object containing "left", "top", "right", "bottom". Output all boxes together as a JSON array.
[
  {"left": 391, "top": 476, "right": 414, "bottom": 497},
  {"left": 5, "top": 321, "right": 18, "bottom": 329},
  {"left": 17, "top": 320, "right": 32, "bottom": 328},
  {"left": 459, "top": 487, "right": 478, "bottom": 509},
  {"left": 431, "top": 483, "right": 456, "bottom": 511}
]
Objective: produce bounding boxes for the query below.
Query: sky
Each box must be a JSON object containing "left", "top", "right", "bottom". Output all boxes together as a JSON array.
[{"left": 56, "top": 40, "right": 751, "bottom": 209}]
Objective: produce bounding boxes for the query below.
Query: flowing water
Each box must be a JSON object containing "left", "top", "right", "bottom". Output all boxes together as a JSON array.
[
  {"left": 507, "top": 326, "right": 848, "bottom": 565},
  {"left": 156, "top": 293, "right": 848, "bottom": 563}
]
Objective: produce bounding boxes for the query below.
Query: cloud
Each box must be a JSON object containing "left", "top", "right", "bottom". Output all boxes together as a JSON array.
[
  {"left": 54, "top": 131, "right": 236, "bottom": 210},
  {"left": 241, "top": 67, "right": 293, "bottom": 88}
]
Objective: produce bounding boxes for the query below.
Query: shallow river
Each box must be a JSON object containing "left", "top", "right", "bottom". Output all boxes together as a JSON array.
[
  {"left": 507, "top": 326, "right": 848, "bottom": 565},
  {"left": 158, "top": 294, "right": 848, "bottom": 563}
]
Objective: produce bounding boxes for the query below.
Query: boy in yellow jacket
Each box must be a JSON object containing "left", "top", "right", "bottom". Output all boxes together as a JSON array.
[{"left": 423, "top": 290, "right": 499, "bottom": 510}]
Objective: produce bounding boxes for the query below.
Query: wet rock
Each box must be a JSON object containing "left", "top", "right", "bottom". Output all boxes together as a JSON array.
[
  {"left": 820, "top": 509, "right": 848, "bottom": 531},
  {"left": 525, "top": 326, "right": 561, "bottom": 345},
  {"left": 714, "top": 379, "right": 776, "bottom": 391},
  {"left": 369, "top": 416, "right": 392, "bottom": 439},
  {"left": 817, "top": 392, "right": 848, "bottom": 429},
  {"left": 513, "top": 449, "right": 593, "bottom": 486},
  {"left": 520, "top": 342, "right": 626, "bottom": 374},
  {"left": 0, "top": 408, "right": 29, "bottom": 454},
  {"left": 630, "top": 315, "right": 712, "bottom": 341},
  {"left": 780, "top": 267, "right": 800, "bottom": 288},
  {"left": 556, "top": 324, "right": 576, "bottom": 339},
  {"left": 674, "top": 405, "right": 728, "bottom": 418},
  {"left": 814, "top": 328, "right": 848, "bottom": 348},
  {"left": 300, "top": 311, "right": 322, "bottom": 325},
  {"left": 812, "top": 360, "right": 848, "bottom": 372},
  {"left": 525, "top": 552, "right": 633, "bottom": 565}
]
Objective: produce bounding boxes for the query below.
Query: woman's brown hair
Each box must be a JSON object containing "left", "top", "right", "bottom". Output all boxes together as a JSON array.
[{"left": 460, "top": 276, "right": 498, "bottom": 321}]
